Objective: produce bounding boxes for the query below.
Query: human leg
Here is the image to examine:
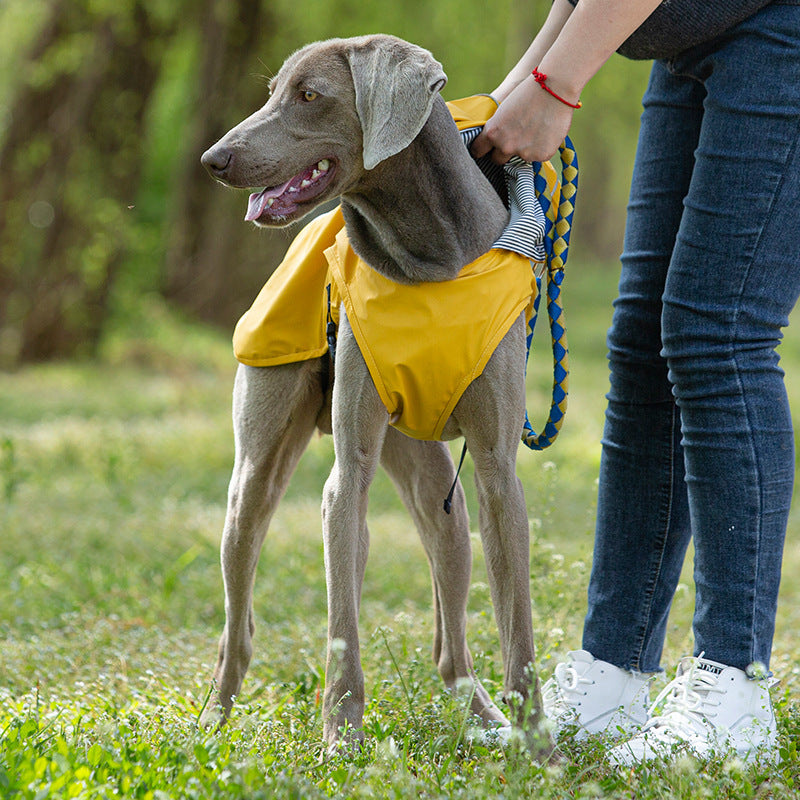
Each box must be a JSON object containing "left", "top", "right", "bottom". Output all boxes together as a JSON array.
[
  {"left": 543, "top": 60, "right": 704, "bottom": 737},
  {"left": 610, "top": 3, "right": 800, "bottom": 761},
  {"left": 580, "top": 59, "right": 703, "bottom": 674},
  {"left": 550, "top": 6, "right": 800, "bottom": 747},
  {"left": 658, "top": 5, "right": 800, "bottom": 675},
  {"left": 588, "top": 1, "right": 800, "bottom": 677}
]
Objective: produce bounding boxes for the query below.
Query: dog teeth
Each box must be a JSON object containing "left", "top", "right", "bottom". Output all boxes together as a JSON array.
[
  {"left": 266, "top": 198, "right": 274, "bottom": 207},
  {"left": 311, "top": 169, "right": 320, "bottom": 180},
  {"left": 317, "top": 159, "right": 330, "bottom": 172},
  {"left": 300, "top": 179, "right": 312, "bottom": 188}
]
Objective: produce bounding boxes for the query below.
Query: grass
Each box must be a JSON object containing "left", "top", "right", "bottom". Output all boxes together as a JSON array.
[{"left": 2, "top": 266, "right": 800, "bottom": 798}]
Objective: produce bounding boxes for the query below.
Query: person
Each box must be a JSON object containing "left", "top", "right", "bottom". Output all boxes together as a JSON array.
[{"left": 472, "top": 0, "right": 800, "bottom": 764}]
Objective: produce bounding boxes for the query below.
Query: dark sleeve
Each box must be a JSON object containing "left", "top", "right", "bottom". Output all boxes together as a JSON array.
[{"left": 560, "top": 0, "right": 775, "bottom": 60}]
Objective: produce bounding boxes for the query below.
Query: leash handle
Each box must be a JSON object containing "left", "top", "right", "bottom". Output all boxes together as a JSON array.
[{"left": 521, "top": 137, "right": 577, "bottom": 451}]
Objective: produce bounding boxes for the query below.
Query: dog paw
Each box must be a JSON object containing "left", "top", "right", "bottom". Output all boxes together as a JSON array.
[
  {"left": 198, "top": 704, "right": 228, "bottom": 732},
  {"left": 324, "top": 727, "right": 365, "bottom": 759},
  {"left": 465, "top": 722, "right": 519, "bottom": 748}
]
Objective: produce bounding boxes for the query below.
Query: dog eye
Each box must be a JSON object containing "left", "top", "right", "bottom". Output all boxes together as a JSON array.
[{"left": 302, "top": 90, "right": 319, "bottom": 102}]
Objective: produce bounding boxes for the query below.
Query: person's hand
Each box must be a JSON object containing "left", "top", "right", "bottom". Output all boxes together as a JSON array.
[{"left": 471, "top": 76, "right": 575, "bottom": 164}]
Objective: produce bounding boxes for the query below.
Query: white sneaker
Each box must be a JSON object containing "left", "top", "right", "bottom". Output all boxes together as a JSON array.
[
  {"left": 542, "top": 650, "right": 651, "bottom": 739},
  {"left": 608, "top": 654, "right": 778, "bottom": 765}
]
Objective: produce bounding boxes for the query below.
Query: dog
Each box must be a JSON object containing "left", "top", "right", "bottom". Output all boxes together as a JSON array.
[{"left": 200, "top": 34, "right": 550, "bottom": 757}]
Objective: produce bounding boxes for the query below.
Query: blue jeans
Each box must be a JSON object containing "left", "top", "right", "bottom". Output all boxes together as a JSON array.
[{"left": 582, "top": 1, "right": 800, "bottom": 674}]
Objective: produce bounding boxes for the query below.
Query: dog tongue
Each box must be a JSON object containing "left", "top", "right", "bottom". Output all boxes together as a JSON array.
[{"left": 245, "top": 178, "right": 294, "bottom": 221}]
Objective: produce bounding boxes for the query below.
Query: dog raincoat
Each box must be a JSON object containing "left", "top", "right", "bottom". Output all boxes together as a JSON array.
[{"left": 232, "top": 95, "right": 559, "bottom": 441}]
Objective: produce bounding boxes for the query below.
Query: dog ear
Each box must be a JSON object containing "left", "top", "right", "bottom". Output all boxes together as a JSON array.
[{"left": 346, "top": 37, "right": 447, "bottom": 170}]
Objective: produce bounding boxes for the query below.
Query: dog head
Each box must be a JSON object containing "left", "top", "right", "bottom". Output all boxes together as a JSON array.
[{"left": 201, "top": 34, "right": 447, "bottom": 226}]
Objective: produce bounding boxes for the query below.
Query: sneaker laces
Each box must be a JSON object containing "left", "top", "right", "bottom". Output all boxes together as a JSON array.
[
  {"left": 641, "top": 653, "right": 725, "bottom": 741},
  {"left": 542, "top": 659, "right": 594, "bottom": 720}
]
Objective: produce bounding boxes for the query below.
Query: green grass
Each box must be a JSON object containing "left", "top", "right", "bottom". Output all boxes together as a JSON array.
[{"left": 2, "top": 270, "right": 800, "bottom": 798}]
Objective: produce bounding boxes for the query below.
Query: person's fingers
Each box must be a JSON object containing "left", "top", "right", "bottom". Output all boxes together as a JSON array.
[
  {"left": 489, "top": 147, "right": 513, "bottom": 166},
  {"left": 470, "top": 128, "right": 493, "bottom": 159},
  {"left": 471, "top": 121, "right": 513, "bottom": 165}
]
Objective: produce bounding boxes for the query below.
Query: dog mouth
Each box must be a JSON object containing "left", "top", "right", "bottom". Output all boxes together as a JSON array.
[{"left": 245, "top": 158, "right": 336, "bottom": 223}]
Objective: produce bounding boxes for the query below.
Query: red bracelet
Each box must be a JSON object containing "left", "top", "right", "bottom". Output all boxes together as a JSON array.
[{"left": 532, "top": 68, "right": 582, "bottom": 109}]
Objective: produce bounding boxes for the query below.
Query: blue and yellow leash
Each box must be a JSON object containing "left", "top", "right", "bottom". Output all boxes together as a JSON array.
[
  {"left": 443, "top": 138, "right": 577, "bottom": 512},
  {"left": 521, "top": 137, "right": 577, "bottom": 450}
]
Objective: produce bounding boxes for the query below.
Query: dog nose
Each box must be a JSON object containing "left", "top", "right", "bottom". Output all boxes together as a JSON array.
[{"left": 201, "top": 145, "right": 233, "bottom": 178}]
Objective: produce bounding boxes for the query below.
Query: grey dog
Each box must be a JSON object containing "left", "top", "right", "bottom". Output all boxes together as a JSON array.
[{"left": 200, "top": 34, "right": 549, "bottom": 757}]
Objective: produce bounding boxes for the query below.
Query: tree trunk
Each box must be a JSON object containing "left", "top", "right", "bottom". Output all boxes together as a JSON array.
[
  {"left": 0, "top": 0, "right": 172, "bottom": 365},
  {"left": 163, "top": 0, "right": 292, "bottom": 330}
]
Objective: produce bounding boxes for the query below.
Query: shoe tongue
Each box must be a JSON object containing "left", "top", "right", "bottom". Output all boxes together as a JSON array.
[
  {"left": 678, "top": 654, "right": 727, "bottom": 676},
  {"left": 695, "top": 659, "right": 725, "bottom": 677},
  {"left": 569, "top": 650, "right": 595, "bottom": 664}
]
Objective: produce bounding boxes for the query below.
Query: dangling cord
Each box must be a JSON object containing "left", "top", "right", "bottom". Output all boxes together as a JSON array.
[
  {"left": 443, "top": 441, "right": 468, "bottom": 514},
  {"left": 326, "top": 283, "right": 337, "bottom": 363}
]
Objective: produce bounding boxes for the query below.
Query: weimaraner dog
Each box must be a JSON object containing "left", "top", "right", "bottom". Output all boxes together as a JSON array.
[{"left": 200, "top": 34, "right": 549, "bottom": 757}]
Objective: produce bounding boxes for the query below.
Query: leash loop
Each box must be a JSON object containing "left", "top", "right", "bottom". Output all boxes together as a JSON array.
[{"left": 521, "top": 137, "right": 577, "bottom": 450}]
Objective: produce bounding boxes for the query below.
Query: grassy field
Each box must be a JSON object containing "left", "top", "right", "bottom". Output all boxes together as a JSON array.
[{"left": 2, "top": 264, "right": 800, "bottom": 798}]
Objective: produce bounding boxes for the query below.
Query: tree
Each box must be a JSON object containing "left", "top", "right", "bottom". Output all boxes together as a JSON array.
[
  {"left": 0, "top": 0, "right": 180, "bottom": 365},
  {"left": 162, "top": 0, "right": 289, "bottom": 328},
  {"left": 0, "top": 0, "right": 648, "bottom": 365}
]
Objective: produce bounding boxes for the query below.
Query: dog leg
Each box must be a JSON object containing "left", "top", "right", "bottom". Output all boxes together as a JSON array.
[
  {"left": 321, "top": 317, "right": 388, "bottom": 752},
  {"left": 454, "top": 318, "right": 552, "bottom": 757},
  {"left": 469, "top": 438, "right": 539, "bottom": 721},
  {"left": 379, "top": 429, "right": 509, "bottom": 728},
  {"left": 199, "top": 360, "right": 326, "bottom": 729}
]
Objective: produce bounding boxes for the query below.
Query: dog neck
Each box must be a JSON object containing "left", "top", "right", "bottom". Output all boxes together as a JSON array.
[{"left": 339, "top": 97, "right": 509, "bottom": 284}]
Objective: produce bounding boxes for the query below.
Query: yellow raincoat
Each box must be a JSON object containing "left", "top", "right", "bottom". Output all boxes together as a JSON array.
[{"left": 233, "top": 95, "right": 554, "bottom": 441}]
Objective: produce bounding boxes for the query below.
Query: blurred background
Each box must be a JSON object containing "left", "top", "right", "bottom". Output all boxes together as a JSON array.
[
  {"left": 0, "top": 0, "right": 652, "bottom": 369},
  {"left": 5, "top": 11, "right": 800, "bottom": 788}
]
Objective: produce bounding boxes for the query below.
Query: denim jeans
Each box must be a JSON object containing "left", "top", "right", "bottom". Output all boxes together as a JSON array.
[{"left": 582, "top": 1, "right": 800, "bottom": 674}]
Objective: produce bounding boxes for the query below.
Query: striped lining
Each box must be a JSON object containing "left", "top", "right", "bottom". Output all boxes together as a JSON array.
[{"left": 459, "top": 126, "right": 547, "bottom": 264}]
